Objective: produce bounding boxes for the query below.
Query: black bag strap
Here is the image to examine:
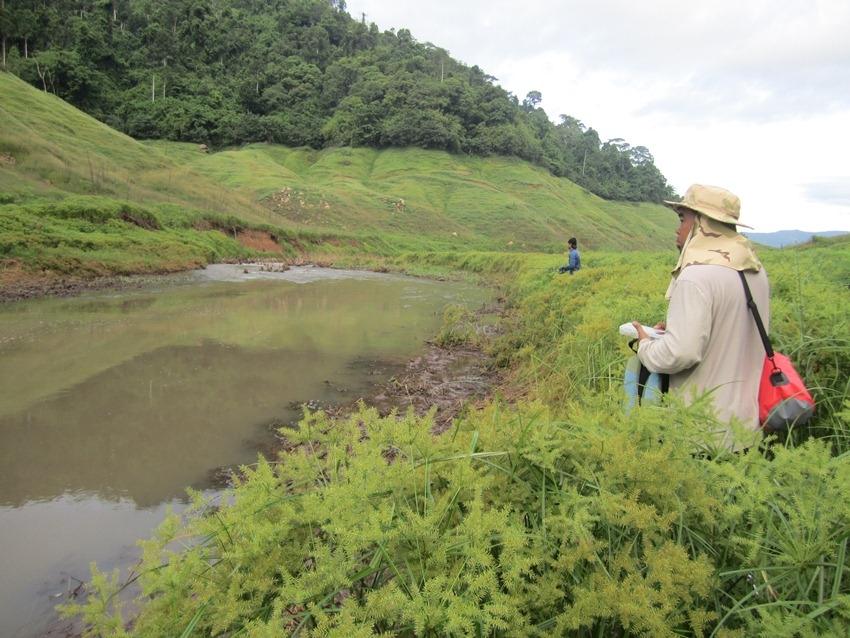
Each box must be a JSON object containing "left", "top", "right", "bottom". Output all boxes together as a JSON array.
[
  {"left": 636, "top": 363, "right": 669, "bottom": 403},
  {"left": 637, "top": 364, "right": 651, "bottom": 400},
  {"left": 738, "top": 270, "right": 774, "bottom": 359}
]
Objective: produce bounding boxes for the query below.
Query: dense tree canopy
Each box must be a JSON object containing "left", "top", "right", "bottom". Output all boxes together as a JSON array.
[{"left": 1, "top": 0, "right": 675, "bottom": 201}]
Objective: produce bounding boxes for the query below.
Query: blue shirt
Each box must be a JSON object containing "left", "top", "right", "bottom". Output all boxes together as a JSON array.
[{"left": 568, "top": 248, "right": 581, "bottom": 273}]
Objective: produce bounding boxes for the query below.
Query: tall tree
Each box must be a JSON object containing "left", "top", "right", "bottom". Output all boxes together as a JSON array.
[
  {"left": 522, "top": 90, "right": 542, "bottom": 111},
  {"left": 0, "top": 0, "right": 7, "bottom": 69}
]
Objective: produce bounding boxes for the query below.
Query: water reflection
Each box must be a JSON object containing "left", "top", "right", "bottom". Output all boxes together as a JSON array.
[
  {"left": 2, "top": 342, "right": 336, "bottom": 507},
  {"left": 0, "top": 268, "right": 486, "bottom": 637}
]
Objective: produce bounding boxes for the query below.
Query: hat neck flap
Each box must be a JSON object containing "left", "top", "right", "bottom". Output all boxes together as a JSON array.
[{"left": 666, "top": 214, "right": 762, "bottom": 299}]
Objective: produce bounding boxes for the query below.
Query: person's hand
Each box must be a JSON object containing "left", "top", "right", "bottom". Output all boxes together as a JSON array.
[
  {"left": 631, "top": 321, "right": 650, "bottom": 342},
  {"left": 654, "top": 321, "right": 666, "bottom": 331}
]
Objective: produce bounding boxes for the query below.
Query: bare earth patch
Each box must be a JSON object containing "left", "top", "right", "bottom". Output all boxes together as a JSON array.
[
  {"left": 0, "top": 261, "right": 195, "bottom": 303},
  {"left": 0, "top": 261, "right": 86, "bottom": 302},
  {"left": 366, "top": 342, "right": 500, "bottom": 433},
  {"left": 236, "top": 230, "right": 282, "bottom": 253}
]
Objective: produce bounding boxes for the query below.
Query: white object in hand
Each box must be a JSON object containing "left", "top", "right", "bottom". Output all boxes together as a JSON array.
[{"left": 619, "top": 323, "right": 664, "bottom": 339}]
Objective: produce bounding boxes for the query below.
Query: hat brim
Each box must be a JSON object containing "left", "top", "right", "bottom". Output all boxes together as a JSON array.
[{"left": 663, "top": 200, "right": 753, "bottom": 229}]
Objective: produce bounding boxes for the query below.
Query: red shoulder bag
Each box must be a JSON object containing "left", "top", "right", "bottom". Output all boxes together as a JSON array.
[{"left": 739, "top": 271, "right": 815, "bottom": 432}]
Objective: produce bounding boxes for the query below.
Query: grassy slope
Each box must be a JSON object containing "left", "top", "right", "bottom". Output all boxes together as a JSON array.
[
  {"left": 151, "top": 142, "right": 676, "bottom": 252},
  {"left": 0, "top": 72, "right": 370, "bottom": 280},
  {"left": 0, "top": 73, "right": 270, "bottom": 222},
  {"left": 1, "top": 70, "right": 675, "bottom": 283}
]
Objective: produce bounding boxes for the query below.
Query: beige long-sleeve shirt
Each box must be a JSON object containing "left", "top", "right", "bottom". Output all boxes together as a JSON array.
[{"left": 638, "top": 264, "right": 769, "bottom": 450}]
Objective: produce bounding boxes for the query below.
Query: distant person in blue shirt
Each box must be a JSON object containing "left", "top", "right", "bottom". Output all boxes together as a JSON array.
[{"left": 559, "top": 237, "right": 581, "bottom": 274}]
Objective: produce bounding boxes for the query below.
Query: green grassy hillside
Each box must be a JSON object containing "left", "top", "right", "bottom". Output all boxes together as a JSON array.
[
  {"left": 0, "top": 73, "right": 271, "bottom": 223},
  {"left": 150, "top": 142, "right": 676, "bottom": 252},
  {"left": 0, "top": 72, "right": 363, "bottom": 285},
  {"left": 1, "top": 71, "right": 676, "bottom": 286}
]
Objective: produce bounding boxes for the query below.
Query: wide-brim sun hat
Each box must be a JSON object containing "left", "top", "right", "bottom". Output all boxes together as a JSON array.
[{"left": 663, "top": 183, "right": 753, "bottom": 228}]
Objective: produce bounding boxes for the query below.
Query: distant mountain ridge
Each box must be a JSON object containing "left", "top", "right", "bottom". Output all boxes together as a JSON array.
[{"left": 744, "top": 230, "right": 848, "bottom": 248}]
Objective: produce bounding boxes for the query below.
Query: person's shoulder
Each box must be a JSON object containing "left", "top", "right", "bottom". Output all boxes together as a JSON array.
[
  {"left": 679, "top": 265, "right": 767, "bottom": 297},
  {"left": 678, "top": 264, "right": 734, "bottom": 282},
  {"left": 676, "top": 265, "right": 736, "bottom": 297}
]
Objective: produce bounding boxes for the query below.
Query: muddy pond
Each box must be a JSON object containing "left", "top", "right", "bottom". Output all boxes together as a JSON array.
[{"left": 0, "top": 265, "right": 489, "bottom": 637}]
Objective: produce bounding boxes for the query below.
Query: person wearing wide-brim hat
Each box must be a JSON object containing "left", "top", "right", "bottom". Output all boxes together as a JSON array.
[{"left": 629, "top": 184, "right": 769, "bottom": 451}]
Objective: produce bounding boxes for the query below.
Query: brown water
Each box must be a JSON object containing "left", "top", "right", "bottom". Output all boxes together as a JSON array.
[{"left": 0, "top": 265, "right": 487, "bottom": 637}]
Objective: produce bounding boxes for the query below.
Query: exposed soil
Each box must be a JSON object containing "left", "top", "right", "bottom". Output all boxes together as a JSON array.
[
  {"left": 0, "top": 260, "right": 321, "bottom": 303},
  {"left": 365, "top": 341, "right": 500, "bottom": 432},
  {"left": 0, "top": 260, "right": 301, "bottom": 303},
  {"left": 0, "top": 262, "right": 170, "bottom": 303},
  {"left": 236, "top": 229, "right": 282, "bottom": 253}
]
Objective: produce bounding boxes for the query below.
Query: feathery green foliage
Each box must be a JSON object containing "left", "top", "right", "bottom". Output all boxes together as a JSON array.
[{"left": 63, "top": 399, "right": 850, "bottom": 637}]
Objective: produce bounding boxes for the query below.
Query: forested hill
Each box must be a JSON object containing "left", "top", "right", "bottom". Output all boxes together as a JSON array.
[{"left": 1, "top": 0, "right": 674, "bottom": 203}]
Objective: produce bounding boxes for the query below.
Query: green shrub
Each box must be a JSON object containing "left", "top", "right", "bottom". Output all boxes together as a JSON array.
[{"left": 63, "top": 400, "right": 850, "bottom": 637}]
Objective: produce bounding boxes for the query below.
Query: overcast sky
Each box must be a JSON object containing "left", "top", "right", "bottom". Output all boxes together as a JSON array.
[{"left": 346, "top": 0, "right": 850, "bottom": 232}]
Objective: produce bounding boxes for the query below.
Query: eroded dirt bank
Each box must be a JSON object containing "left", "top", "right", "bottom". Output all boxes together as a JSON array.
[{"left": 0, "top": 268, "right": 168, "bottom": 303}]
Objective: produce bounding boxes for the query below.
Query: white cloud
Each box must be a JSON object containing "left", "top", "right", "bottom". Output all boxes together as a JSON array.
[
  {"left": 347, "top": 0, "right": 850, "bottom": 231},
  {"left": 804, "top": 179, "right": 850, "bottom": 207}
]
